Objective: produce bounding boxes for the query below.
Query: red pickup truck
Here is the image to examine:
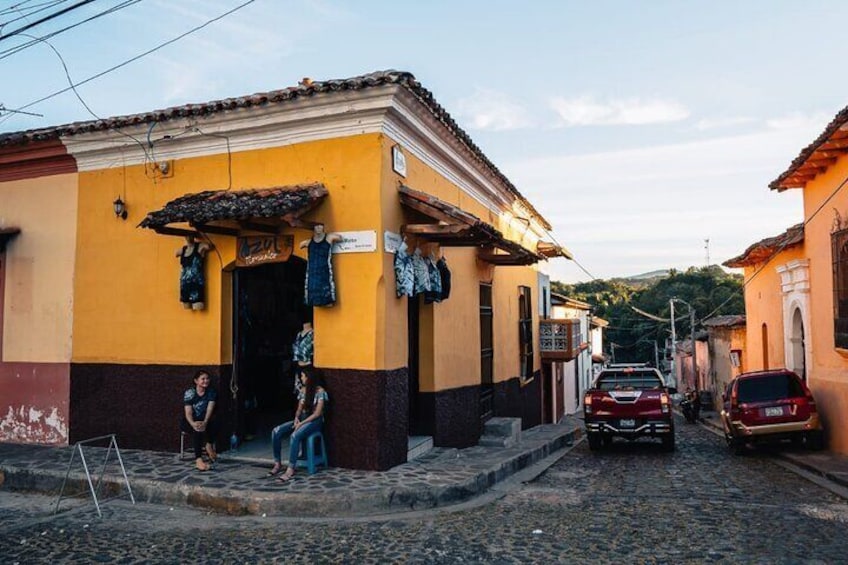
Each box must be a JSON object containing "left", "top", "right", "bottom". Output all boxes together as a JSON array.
[{"left": 583, "top": 365, "right": 677, "bottom": 451}]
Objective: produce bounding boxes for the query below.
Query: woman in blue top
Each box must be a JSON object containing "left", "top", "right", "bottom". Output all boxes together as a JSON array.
[
  {"left": 181, "top": 370, "right": 219, "bottom": 472},
  {"left": 268, "top": 366, "right": 328, "bottom": 481}
]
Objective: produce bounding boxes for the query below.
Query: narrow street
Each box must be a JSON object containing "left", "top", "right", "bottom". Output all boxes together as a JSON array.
[{"left": 2, "top": 416, "right": 847, "bottom": 564}]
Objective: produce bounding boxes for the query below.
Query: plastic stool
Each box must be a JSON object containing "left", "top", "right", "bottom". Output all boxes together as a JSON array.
[{"left": 295, "top": 431, "right": 328, "bottom": 475}]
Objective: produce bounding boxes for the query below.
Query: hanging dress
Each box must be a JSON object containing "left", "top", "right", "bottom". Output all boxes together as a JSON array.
[
  {"left": 179, "top": 244, "right": 206, "bottom": 305},
  {"left": 412, "top": 249, "right": 431, "bottom": 296},
  {"left": 304, "top": 237, "right": 336, "bottom": 307},
  {"left": 424, "top": 255, "right": 443, "bottom": 304},
  {"left": 394, "top": 241, "right": 414, "bottom": 298},
  {"left": 437, "top": 256, "right": 452, "bottom": 301}
]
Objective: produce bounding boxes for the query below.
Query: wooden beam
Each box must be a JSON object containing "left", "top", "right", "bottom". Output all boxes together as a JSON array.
[
  {"left": 237, "top": 220, "right": 281, "bottom": 234},
  {"left": 190, "top": 222, "right": 240, "bottom": 237},
  {"left": 153, "top": 226, "right": 200, "bottom": 238}
]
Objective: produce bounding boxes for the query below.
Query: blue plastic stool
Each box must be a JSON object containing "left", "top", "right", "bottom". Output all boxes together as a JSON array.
[{"left": 295, "top": 430, "right": 328, "bottom": 475}]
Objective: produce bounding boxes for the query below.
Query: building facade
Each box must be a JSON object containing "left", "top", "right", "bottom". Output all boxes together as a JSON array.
[{"left": 0, "top": 71, "right": 570, "bottom": 469}]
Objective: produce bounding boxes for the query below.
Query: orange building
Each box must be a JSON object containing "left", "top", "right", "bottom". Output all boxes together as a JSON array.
[
  {"left": 727, "top": 105, "right": 848, "bottom": 455},
  {"left": 0, "top": 71, "right": 571, "bottom": 470}
]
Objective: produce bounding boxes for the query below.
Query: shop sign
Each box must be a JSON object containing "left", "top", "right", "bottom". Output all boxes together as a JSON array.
[
  {"left": 236, "top": 234, "right": 293, "bottom": 267},
  {"left": 384, "top": 231, "right": 403, "bottom": 253},
  {"left": 332, "top": 230, "right": 377, "bottom": 253}
]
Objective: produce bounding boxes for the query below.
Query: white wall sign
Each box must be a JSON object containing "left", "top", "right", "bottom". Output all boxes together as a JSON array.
[
  {"left": 384, "top": 231, "right": 403, "bottom": 253},
  {"left": 392, "top": 145, "right": 407, "bottom": 177},
  {"left": 332, "top": 230, "right": 377, "bottom": 254}
]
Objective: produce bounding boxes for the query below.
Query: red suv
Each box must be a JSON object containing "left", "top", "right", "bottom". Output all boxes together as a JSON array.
[{"left": 720, "top": 369, "right": 824, "bottom": 454}]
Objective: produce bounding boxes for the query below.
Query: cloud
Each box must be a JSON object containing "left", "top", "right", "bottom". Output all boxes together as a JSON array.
[
  {"left": 454, "top": 88, "right": 532, "bottom": 131},
  {"left": 694, "top": 116, "right": 756, "bottom": 131},
  {"left": 766, "top": 112, "right": 829, "bottom": 131},
  {"left": 549, "top": 95, "right": 690, "bottom": 127},
  {"left": 506, "top": 119, "right": 822, "bottom": 282}
]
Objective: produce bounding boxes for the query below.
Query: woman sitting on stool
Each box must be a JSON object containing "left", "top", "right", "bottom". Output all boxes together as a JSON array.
[
  {"left": 181, "top": 370, "right": 219, "bottom": 471},
  {"left": 268, "top": 366, "right": 328, "bottom": 482}
]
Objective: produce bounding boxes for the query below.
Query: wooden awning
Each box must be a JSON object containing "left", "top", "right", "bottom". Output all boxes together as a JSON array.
[
  {"left": 537, "top": 240, "right": 573, "bottom": 260},
  {"left": 139, "top": 184, "right": 327, "bottom": 237},
  {"left": 399, "top": 185, "right": 543, "bottom": 266},
  {"left": 0, "top": 227, "right": 20, "bottom": 251}
]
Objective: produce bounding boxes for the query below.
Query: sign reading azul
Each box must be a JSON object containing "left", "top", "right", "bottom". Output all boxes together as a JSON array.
[{"left": 236, "top": 235, "right": 294, "bottom": 267}]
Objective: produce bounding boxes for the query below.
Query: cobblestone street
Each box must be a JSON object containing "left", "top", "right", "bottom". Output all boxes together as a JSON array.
[{"left": 3, "top": 417, "right": 847, "bottom": 564}]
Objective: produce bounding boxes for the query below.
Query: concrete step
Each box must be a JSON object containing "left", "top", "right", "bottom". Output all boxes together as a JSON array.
[
  {"left": 407, "top": 436, "right": 433, "bottom": 461},
  {"left": 479, "top": 417, "right": 521, "bottom": 448}
]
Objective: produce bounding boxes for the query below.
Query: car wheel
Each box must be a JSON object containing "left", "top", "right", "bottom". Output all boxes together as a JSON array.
[
  {"left": 587, "top": 432, "right": 603, "bottom": 451},
  {"left": 662, "top": 434, "right": 675, "bottom": 452},
  {"left": 806, "top": 430, "right": 825, "bottom": 451}
]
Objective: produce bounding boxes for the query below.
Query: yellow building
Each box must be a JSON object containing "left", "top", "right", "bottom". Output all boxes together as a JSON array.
[
  {"left": 727, "top": 104, "right": 848, "bottom": 455},
  {"left": 0, "top": 71, "right": 570, "bottom": 470}
]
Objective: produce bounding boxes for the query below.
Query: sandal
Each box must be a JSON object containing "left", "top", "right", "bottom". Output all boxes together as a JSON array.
[
  {"left": 205, "top": 444, "right": 218, "bottom": 463},
  {"left": 277, "top": 469, "right": 295, "bottom": 482},
  {"left": 266, "top": 463, "right": 283, "bottom": 477},
  {"left": 196, "top": 459, "right": 210, "bottom": 472}
]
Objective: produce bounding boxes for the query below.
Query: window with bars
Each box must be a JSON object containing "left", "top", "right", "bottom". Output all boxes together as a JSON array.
[
  {"left": 518, "top": 286, "right": 533, "bottom": 379},
  {"left": 832, "top": 228, "right": 848, "bottom": 348}
]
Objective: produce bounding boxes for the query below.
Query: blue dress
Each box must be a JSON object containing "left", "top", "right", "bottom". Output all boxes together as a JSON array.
[
  {"left": 179, "top": 244, "right": 205, "bottom": 305},
  {"left": 305, "top": 238, "right": 336, "bottom": 307}
]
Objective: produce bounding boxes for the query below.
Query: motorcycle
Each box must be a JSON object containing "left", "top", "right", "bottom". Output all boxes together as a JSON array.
[{"left": 680, "top": 391, "right": 701, "bottom": 424}]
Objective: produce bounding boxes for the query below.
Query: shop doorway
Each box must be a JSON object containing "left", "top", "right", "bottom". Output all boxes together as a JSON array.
[
  {"left": 233, "top": 258, "right": 307, "bottom": 452},
  {"left": 407, "top": 295, "right": 426, "bottom": 436}
]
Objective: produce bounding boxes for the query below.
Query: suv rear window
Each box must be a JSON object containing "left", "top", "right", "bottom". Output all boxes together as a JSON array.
[
  {"left": 596, "top": 370, "right": 663, "bottom": 391},
  {"left": 736, "top": 373, "right": 804, "bottom": 403}
]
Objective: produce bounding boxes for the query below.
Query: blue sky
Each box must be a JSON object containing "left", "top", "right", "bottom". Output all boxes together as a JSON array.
[{"left": 2, "top": 0, "right": 846, "bottom": 282}]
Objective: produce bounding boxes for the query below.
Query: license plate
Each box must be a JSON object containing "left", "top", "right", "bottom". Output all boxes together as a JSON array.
[
  {"left": 620, "top": 419, "right": 636, "bottom": 427},
  {"left": 764, "top": 406, "right": 784, "bottom": 417}
]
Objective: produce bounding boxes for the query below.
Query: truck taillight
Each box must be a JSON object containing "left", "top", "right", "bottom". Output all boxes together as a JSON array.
[
  {"left": 660, "top": 393, "right": 670, "bottom": 414},
  {"left": 584, "top": 395, "right": 593, "bottom": 414},
  {"left": 806, "top": 390, "right": 818, "bottom": 413}
]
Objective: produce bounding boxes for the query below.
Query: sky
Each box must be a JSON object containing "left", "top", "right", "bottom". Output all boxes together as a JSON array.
[{"left": 2, "top": 0, "right": 847, "bottom": 282}]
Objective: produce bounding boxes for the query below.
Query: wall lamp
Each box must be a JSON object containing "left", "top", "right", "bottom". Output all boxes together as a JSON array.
[{"left": 113, "top": 196, "right": 128, "bottom": 220}]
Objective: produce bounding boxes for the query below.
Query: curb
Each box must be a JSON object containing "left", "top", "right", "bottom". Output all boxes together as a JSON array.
[{"left": 0, "top": 427, "right": 581, "bottom": 518}]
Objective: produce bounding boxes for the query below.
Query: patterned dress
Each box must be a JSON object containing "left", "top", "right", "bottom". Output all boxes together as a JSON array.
[
  {"left": 179, "top": 244, "right": 205, "bottom": 305},
  {"left": 394, "top": 241, "right": 414, "bottom": 298},
  {"left": 304, "top": 238, "right": 336, "bottom": 307}
]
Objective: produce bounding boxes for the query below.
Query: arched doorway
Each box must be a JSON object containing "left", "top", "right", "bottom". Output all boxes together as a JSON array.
[{"left": 791, "top": 308, "right": 806, "bottom": 380}]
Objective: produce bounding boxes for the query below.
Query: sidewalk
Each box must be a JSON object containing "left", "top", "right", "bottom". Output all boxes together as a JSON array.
[
  {"left": 697, "top": 411, "right": 848, "bottom": 492},
  {"left": 0, "top": 417, "right": 581, "bottom": 519}
]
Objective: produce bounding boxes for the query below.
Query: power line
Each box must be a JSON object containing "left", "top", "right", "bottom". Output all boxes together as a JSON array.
[
  {"left": 0, "top": 1, "right": 67, "bottom": 24},
  {"left": 0, "top": 0, "right": 142, "bottom": 61},
  {"left": 0, "top": 0, "right": 95, "bottom": 43},
  {"left": 0, "top": 0, "right": 258, "bottom": 125},
  {"left": 699, "top": 172, "right": 848, "bottom": 323}
]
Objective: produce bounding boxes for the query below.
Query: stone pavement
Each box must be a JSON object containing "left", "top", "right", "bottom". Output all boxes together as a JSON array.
[
  {"left": 0, "top": 416, "right": 581, "bottom": 519},
  {"left": 697, "top": 410, "right": 848, "bottom": 492}
]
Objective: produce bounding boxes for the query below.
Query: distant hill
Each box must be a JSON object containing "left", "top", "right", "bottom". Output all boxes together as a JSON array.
[{"left": 611, "top": 270, "right": 670, "bottom": 288}]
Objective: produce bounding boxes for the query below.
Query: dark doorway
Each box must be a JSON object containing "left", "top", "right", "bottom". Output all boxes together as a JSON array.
[
  {"left": 479, "top": 283, "right": 494, "bottom": 423},
  {"left": 233, "top": 258, "right": 307, "bottom": 444},
  {"left": 542, "top": 362, "right": 553, "bottom": 424},
  {"left": 407, "top": 294, "right": 426, "bottom": 435}
]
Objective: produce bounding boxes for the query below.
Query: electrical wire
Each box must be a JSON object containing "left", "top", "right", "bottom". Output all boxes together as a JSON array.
[
  {"left": 698, "top": 172, "right": 848, "bottom": 323},
  {"left": 0, "top": 1, "right": 67, "bottom": 24},
  {"left": 0, "top": 0, "right": 142, "bottom": 61},
  {"left": 0, "top": 0, "right": 95, "bottom": 43},
  {"left": 0, "top": 0, "right": 258, "bottom": 124}
]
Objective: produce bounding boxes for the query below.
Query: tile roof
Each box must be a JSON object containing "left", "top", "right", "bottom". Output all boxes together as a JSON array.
[
  {"left": 723, "top": 223, "right": 804, "bottom": 268},
  {"left": 703, "top": 314, "right": 746, "bottom": 328},
  {"left": 1, "top": 70, "right": 549, "bottom": 229},
  {"left": 139, "top": 184, "right": 327, "bottom": 230},
  {"left": 770, "top": 105, "right": 848, "bottom": 191}
]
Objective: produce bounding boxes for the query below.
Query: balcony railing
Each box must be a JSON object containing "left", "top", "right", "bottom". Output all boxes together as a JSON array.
[{"left": 540, "top": 318, "right": 583, "bottom": 361}]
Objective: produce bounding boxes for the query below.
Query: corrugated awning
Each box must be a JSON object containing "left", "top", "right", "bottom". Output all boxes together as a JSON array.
[
  {"left": 398, "top": 185, "right": 543, "bottom": 266},
  {"left": 139, "top": 184, "right": 328, "bottom": 237},
  {"left": 0, "top": 227, "right": 20, "bottom": 251}
]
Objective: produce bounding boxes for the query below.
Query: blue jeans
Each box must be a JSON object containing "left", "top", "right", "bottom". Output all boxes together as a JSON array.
[{"left": 271, "top": 416, "right": 324, "bottom": 466}]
